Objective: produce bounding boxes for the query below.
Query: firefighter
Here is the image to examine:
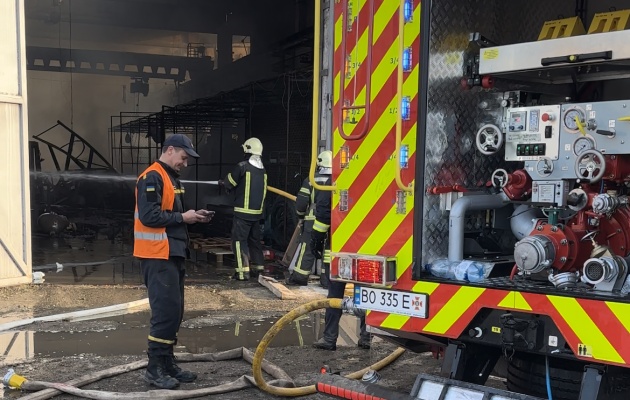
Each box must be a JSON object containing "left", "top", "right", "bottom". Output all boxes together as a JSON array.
[
  {"left": 285, "top": 150, "right": 333, "bottom": 288},
  {"left": 134, "top": 134, "right": 213, "bottom": 389},
  {"left": 310, "top": 156, "right": 371, "bottom": 351},
  {"left": 222, "top": 137, "right": 268, "bottom": 281}
]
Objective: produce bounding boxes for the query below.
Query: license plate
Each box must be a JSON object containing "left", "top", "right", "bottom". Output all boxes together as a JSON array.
[{"left": 354, "top": 286, "right": 428, "bottom": 318}]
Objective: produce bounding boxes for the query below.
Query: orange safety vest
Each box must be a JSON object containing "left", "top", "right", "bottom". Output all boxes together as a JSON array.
[{"left": 133, "top": 162, "right": 175, "bottom": 259}]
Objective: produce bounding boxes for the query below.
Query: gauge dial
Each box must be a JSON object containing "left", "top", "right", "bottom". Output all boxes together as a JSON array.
[
  {"left": 563, "top": 108, "right": 585, "bottom": 132},
  {"left": 573, "top": 136, "right": 595, "bottom": 156}
]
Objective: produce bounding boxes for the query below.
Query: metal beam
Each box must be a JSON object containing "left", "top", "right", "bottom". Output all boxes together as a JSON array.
[
  {"left": 26, "top": 46, "right": 214, "bottom": 81},
  {"left": 25, "top": 0, "right": 253, "bottom": 35}
]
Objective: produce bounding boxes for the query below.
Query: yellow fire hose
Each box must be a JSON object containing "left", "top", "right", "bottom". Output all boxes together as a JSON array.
[
  {"left": 267, "top": 186, "right": 297, "bottom": 202},
  {"left": 252, "top": 298, "right": 406, "bottom": 397}
]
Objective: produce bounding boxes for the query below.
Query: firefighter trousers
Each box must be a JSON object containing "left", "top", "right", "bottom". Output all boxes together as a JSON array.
[
  {"left": 292, "top": 219, "right": 316, "bottom": 279},
  {"left": 142, "top": 257, "right": 185, "bottom": 357},
  {"left": 231, "top": 216, "right": 264, "bottom": 279},
  {"left": 323, "top": 280, "right": 369, "bottom": 344}
]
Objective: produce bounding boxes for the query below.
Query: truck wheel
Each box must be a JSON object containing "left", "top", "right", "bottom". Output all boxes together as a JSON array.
[{"left": 506, "top": 354, "right": 583, "bottom": 400}]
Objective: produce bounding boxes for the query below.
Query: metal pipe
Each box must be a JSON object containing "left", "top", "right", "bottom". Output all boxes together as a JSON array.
[
  {"left": 448, "top": 194, "right": 507, "bottom": 261},
  {"left": 309, "top": 0, "right": 336, "bottom": 191}
]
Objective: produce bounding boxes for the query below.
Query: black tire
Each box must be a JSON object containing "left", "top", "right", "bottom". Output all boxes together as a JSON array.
[{"left": 506, "top": 354, "right": 583, "bottom": 400}]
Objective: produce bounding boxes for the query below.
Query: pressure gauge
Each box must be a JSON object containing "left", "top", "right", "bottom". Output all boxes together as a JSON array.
[
  {"left": 573, "top": 136, "right": 595, "bottom": 156},
  {"left": 563, "top": 107, "right": 585, "bottom": 132}
]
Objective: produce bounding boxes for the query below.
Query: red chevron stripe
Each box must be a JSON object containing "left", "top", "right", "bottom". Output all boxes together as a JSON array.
[
  {"left": 444, "top": 290, "right": 507, "bottom": 338},
  {"left": 522, "top": 293, "right": 582, "bottom": 355},
  {"left": 333, "top": 1, "right": 419, "bottom": 110},
  {"left": 332, "top": 20, "right": 421, "bottom": 160},
  {"left": 366, "top": 310, "right": 392, "bottom": 327},
  {"left": 413, "top": 284, "right": 462, "bottom": 331},
  {"left": 336, "top": 152, "right": 416, "bottom": 253},
  {"left": 333, "top": 96, "right": 417, "bottom": 239},
  {"left": 331, "top": 6, "right": 403, "bottom": 148},
  {"left": 332, "top": 0, "right": 373, "bottom": 77}
]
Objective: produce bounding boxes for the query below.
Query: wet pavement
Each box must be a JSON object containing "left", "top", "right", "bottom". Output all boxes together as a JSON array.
[{"left": 0, "top": 311, "right": 368, "bottom": 367}]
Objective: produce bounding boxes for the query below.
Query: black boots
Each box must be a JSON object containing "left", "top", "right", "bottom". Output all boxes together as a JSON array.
[
  {"left": 164, "top": 355, "right": 198, "bottom": 383},
  {"left": 144, "top": 355, "right": 179, "bottom": 389},
  {"left": 285, "top": 272, "right": 308, "bottom": 286},
  {"left": 312, "top": 337, "right": 337, "bottom": 351},
  {"left": 145, "top": 354, "right": 197, "bottom": 389}
]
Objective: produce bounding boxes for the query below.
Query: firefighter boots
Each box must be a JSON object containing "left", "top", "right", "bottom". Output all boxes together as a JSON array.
[
  {"left": 164, "top": 355, "right": 198, "bottom": 383},
  {"left": 144, "top": 355, "right": 179, "bottom": 389}
]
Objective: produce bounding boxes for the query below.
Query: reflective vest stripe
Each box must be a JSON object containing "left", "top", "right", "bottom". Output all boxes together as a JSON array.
[{"left": 134, "top": 232, "right": 168, "bottom": 241}]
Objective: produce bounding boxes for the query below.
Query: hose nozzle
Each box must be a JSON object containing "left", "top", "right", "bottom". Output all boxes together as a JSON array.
[
  {"left": 341, "top": 297, "right": 365, "bottom": 317},
  {"left": 3, "top": 369, "right": 27, "bottom": 389}
]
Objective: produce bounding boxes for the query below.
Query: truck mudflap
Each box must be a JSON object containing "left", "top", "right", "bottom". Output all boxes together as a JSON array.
[{"left": 316, "top": 372, "right": 543, "bottom": 400}]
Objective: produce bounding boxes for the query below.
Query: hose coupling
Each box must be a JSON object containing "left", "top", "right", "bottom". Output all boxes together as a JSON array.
[
  {"left": 3, "top": 369, "right": 27, "bottom": 389},
  {"left": 341, "top": 296, "right": 366, "bottom": 317}
]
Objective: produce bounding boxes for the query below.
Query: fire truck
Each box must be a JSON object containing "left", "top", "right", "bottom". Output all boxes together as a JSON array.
[{"left": 313, "top": 0, "right": 630, "bottom": 398}]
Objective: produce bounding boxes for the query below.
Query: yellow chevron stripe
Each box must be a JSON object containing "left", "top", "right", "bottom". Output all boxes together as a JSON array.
[
  {"left": 333, "top": 117, "right": 417, "bottom": 249},
  {"left": 355, "top": 129, "right": 416, "bottom": 254},
  {"left": 514, "top": 292, "right": 532, "bottom": 311},
  {"left": 606, "top": 302, "right": 630, "bottom": 334},
  {"left": 332, "top": 64, "right": 418, "bottom": 216},
  {"left": 497, "top": 291, "right": 533, "bottom": 311},
  {"left": 548, "top": 296, "right": 624, "bottom": 363},
  {"left": 381, "top": 314, "right": 409, "bottom": 330},
  {"left": 497, "top": 292, "right": 513, "bottom": 308},
  {"left": 332, "top": 3, "right": 421, "bottom": 152},
  {"left": 333, "top": 0, "right": 403, "bottom": 105},
  {"left": 413, "top": 281, "right": 440, "bottom": 295},
  {"left": 334, "top": 12, "right": 343, "bottom": 51},
  {"left": 423, "top": 287, "right": 486, "bottom": 335}
]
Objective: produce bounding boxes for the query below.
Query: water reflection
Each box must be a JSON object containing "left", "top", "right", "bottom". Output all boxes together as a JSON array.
[{"left": 0, "top": 314, "right": 366, "bottom": 366}]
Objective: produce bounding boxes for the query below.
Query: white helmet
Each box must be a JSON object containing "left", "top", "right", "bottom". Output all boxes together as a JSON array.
[
  {"left": 317, "top": 150, "right": 332, "bottom": 168},
  {"left": 243, "top": 137, "right": 263, "bottom": 156}
]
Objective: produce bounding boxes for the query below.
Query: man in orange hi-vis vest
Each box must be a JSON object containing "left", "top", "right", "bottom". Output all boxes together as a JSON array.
[{"left": 134, "top": 134, "right": 213, "bottom": 390}]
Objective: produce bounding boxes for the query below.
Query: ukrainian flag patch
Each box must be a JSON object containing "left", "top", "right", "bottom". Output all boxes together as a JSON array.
[{"left": 146, "top": 186, "right": 155, "bottom": 192}]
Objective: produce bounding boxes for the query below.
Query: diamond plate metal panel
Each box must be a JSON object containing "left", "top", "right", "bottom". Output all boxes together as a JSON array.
[{"left": 421, "top": 0, "right": 575, "bottom": 265}]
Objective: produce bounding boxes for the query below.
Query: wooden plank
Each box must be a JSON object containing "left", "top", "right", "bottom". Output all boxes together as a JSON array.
[{"left": 257, "top": 275, "right": 297, "bottom": 300}]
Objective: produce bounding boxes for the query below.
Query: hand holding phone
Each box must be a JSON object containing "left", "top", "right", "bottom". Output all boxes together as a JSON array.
[{"left": 195, "top": 209, "right": 215, "bottom": 223}]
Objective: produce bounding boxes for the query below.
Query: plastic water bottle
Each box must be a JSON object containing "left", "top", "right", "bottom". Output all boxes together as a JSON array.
[
  {"left": 426, "top": 259, "right": 492, "bottom": 282},
  {"left": 454, "top": 260, "right": 486, "bottom": 282},
  {"left": 425, "top": 259, "right": 458, "bottom": 280}
]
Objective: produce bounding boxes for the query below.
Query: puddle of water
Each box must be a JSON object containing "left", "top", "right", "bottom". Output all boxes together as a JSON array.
[
  {"left": 0, "top": 313, "right": 365, "bottom": 364},
  {"left": 0, "top": 313, "right": 370, "bottom": 365}
]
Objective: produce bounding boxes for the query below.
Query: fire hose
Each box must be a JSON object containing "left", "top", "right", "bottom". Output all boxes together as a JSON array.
[{"left": 4, "top": 299, "right": 406, "bottom": 399}]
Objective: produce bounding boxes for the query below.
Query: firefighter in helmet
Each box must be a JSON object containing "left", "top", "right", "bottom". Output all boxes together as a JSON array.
[
  {"left": 310, "top": 150, "right": 371, "bottom": 351},
  {"left": 222, "top": 137, "right": 268, "bottom": 281},
  {"left": 285, "top": 150, "right": 332, "bottom": 288}
]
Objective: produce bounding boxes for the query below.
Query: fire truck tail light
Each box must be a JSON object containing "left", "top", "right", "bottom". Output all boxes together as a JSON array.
[
  {"left": 357, "top": 259, "right": 383, "bottom": 283},
  {"left": 331, "top": 253, "right": 397, "bottom": 286}
]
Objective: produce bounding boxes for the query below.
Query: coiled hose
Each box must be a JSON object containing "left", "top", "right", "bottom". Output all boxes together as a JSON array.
[{"left": 252, "top": 298, "right": 406, "bottom": 397}]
